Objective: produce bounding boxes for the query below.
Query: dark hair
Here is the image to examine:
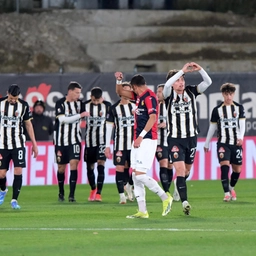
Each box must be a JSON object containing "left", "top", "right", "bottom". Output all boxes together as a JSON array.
[
  {"left": 122, "top": 82, "right": 131, "bottom": 89},
  {"left": 8, "top": 84, "right": 20, "bottom": 96},
  {"left": 91, "top": 87, "right": 102, "bottom": 99},
  {"left": 157, "top": 84, "right": 165, "bottom": 89},
  {"left": 166, "top": 69, "right": 184, "bottom": 81},
  {"left": 68, "top": 81, "right": 82, "bottom": 91},
  {"left": 220, "top": 83, "right": 236, "bottom": 93},
  {"left": 33, "top": 100, "right": 45, "bottom": 110},
  {"left": 130, "top": 75, "right": 146, "bottom": 87}
]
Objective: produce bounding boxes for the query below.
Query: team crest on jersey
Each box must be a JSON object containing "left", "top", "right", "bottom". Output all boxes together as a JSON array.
[
  {"left": 57, "top": 150, "right": 62, "bottom": 156},
  {"left": 171, "top": 146, "right": 179, "bottom": 152},
  {"left": 116, "top": 151, "right": 122, "bottom": 157},
  {"left": 116, "top": 157, "right": 121, "bottom": 163},
  {"left": 233, "top": 111, "right": 237, "bottom": 117},
  {"left": 156, "top": 146, "right": 162, "bottom": 152},
  {"left": 173, "top": 152, "right": 179, "bottom": 159},
  {"left": 57, "top": 108, "right": 61, "bottom": 113},
  {"left": 15, "top": 110, "right": 20, "bottom": 117},
  {"left": 183, "top": 97, "right": 188, "bottom": 102},
  {"left": 157, "top": 152, "right": 162, "bottom": 158},
  {"left": 219, "top": 153, "right": 224, "bottom": 159},
  {"left": 99, "top": 110, "right": 103, "bottom": 116},
  {"left": 141, "top": 100, "right": 144, "bottom": 106},
  {"left": 218, "top": 147, "right": 225, "bottom": 153},
  {"left": 0, "top": 154, "right": 2, "bottom": 160}
]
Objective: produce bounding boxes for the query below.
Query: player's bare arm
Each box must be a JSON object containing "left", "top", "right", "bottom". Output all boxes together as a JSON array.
[
  {"left": 115, "top": 71, "right": 133, "bottom": 99},
  {"left": 24, "top": 121, "right": 38, "bottom": 158},
  {"left": 134, "top": 114, "right": 156, "bottom": 148}
]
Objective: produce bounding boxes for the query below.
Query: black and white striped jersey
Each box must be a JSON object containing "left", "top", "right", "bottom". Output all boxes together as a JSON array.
[
  {"left": 165, "top": 85, "right": 200, "bottom": 138},
  {"left": 0, "top": 97, "right": 32, "bottom": 149},
  {"left": 210, "top": 101, "right": 246, "bottom": 145},
  {"left": 107, "top": 100, "right": 135, "bottom": 151},
  {"left": 84, "top": 100, "right": 111, "bottom": 147},
  {"left": 157, "top": 101, "right": 168, "bottom": 146},
  {"left": 54, "top": 97, "right": 84, "bottom": 146}
]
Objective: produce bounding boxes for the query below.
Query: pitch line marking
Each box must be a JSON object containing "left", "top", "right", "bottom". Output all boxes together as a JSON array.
[{"left": 0, "top": 228, "right": 255, "bottom": 232}]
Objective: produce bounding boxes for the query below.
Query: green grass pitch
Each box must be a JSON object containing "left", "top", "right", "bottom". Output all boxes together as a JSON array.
[{"left": 0, "top": 179, "right": 255, "bottom": 256}]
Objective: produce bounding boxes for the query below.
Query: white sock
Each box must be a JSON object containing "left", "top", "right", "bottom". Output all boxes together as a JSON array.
[
  {"left": 132, "top": 173, "right": 147, "bottom": 213},
  {"left": 136, "top": 174, "right": 166, "bottom": 198}
]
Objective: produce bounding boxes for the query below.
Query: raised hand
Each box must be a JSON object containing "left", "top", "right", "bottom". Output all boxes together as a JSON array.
[{"left": 115, "top": 71, "right": 123, "bottom": 81}]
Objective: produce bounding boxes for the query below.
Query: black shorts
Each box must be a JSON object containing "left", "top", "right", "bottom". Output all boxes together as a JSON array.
[
  {"left": 113, "top": 150, "right": 131, "bottom": 166},
  {"left": 84, "top": 145, "right": 106, "bottom": 163},
  {"left": 55, "top": 143, "right": 81, "bottom": 165},
  {"left": 217, "top": 142, "right": 243, "bottom": 165},
  {"left": 167, "top": 136, "right": 197, "bottom": 164},
  {"left": 0, "top": 147, "right": 26, "bottom": 169},
  {"left": 155, "top": 145, "right": 169, "bottom": 162}
]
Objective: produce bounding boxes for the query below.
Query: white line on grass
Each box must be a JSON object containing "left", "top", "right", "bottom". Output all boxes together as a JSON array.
[{"left": 0, "top": 228, "right": 255, "bottom": 232}]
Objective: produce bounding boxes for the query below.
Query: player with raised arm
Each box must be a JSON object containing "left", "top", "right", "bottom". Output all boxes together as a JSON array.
[
  {"left": 116, "top": 72, "right": 173, "bottom": 219},
  {"left": 105, "top": 82, "right": 135, "bottom": 204},
  {"left": 163, "top": 62, "right": 212, "bottom": 215}
]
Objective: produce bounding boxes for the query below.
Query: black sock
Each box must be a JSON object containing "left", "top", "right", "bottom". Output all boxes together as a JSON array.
[
  {"left": 230, "top": 172, "right": 240, "bottom": 187},
  {"left": 0, "top": 177, "right": 6, "bottom": 191},
  {"left": 221, "top": 165, "right": 230, "bottom": 192},
  {"left": 12, "top": 175, "right": 22, "bottom": 200},
  {"left": 129, "top": 172, "right": 133, "bottom": 186},
  {"left": 69, "top": 170, "right": 77, "bottom": 198},
  {"left": 116, "top": 171, "right": 124, "bottom": 193},
  {"left": 167, "top": 168, "right": 173, "bottom": 190},
  {"left": 57, "top": 171, "right": 65, "bottom": 195},
  {"left": 87, "top": 164, "right": 96, "bottom": 190},
  {"left": 97, "top": 165, "right": 105, "bottom": 194},
  {"left": 124, "top": 168, "right": 130, "bottom": 186},
  {"left": 160, "top": 167, "right": 169, "bottom": 192},
  {"left": 176, "top": 176, "right": 187, "bottom": 202}
]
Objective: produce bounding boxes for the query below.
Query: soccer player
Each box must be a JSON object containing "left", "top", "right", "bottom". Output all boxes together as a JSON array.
[
  {"left": 105, "top": 82, "right": 135, "bottom": 204},
  {"left": 84, "top": 87, "right": 111, "bottom": 202},
  {"left": 156, "top": 84, "right": 173, "bottom": 194},
  {"left": 115, "top": 72, "right": 173, "bottom": 219},
  {"left": 54, "top": 81, "right": 89, "bottom": 202},
  {"left": 0, "top": 84, "right": 38, "bottom": 209},
  {"left": 204, "top": 83, "right": 246, "bottom": 201},
  {"left": 163, "top": 62, "right": 212, "bottom": 215}
]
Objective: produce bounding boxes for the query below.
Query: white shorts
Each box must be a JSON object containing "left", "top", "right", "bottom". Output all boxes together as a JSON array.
[{"left": 131, "top": 139, "right": 157, "bottom": 173}]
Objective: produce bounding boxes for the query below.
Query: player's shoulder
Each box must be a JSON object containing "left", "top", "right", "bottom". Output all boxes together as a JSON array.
[
  {"left": 103, "top": 100, "right": 112, "bottom": 106},
  {"left": 0, "top": 96, "right": 8, "bottom": 103},
  {"left": 233, "top": 101, "right": 243, "bottom": 107},
  {"left": 83, "top": 99, "right": 91, "bottom": 104},
  {"left": 112, "top": 100, "right": 121, "bottom": 108},
  {"left": 213, "top": 102, "right": 223, "bottom": 111},
  {"left": 56, "top": 97, "right": 66, "bottom": 104},
  {"left": 18, "top": 98, "right": 29, "bottom": 106},
  {"left": 146, "top": 89, "right": 157, "bottom": 101}
]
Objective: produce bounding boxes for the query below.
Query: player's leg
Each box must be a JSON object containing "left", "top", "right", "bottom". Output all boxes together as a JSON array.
[
  {"left": 68, "top": 143, "right": 81, "bottom": 202},
  {"left": 229, "top": 145, "right": 243, "bottom": 200},
  {"left": 11, "top": 148, "right": 26, "bottom": 209},
  {"left": 0, "top": 149, "right": 10, "bottom": 206}
]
